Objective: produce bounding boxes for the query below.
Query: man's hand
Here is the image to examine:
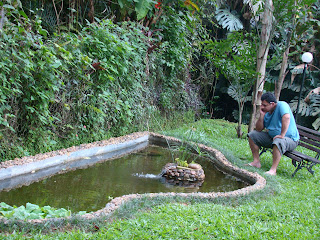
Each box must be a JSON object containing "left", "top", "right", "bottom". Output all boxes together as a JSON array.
[
  {"left": 256, "top": 108, "right": 266, "bottom": 131},
  {"left": 259, "top": 107, "right": 266, "bottom": 116},
  {"left": 273, "top": 135, "right": 284, "bottom": 140}
]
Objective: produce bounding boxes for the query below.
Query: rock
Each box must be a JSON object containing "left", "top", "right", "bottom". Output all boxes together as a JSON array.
[
  {"left": 188, "top": 163, "right": 202, "bottom": 170},
  {"left": 199, "top": 174, "right": 205, "bottom": 180},
  {"left": 160, "top": 162, "right": 205, "bottom": 187}
]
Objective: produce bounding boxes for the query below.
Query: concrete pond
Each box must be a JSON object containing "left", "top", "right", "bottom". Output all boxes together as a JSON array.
[{"left": 0, "top": 132, "right": 266, "bottom": 221}]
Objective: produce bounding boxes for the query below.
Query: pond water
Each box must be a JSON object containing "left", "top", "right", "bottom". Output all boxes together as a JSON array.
[{"left": 0, "top": 146, "right": 248, "bottom": 212}]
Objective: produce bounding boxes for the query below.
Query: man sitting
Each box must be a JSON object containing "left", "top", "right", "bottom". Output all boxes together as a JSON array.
[{"left": 247, "top": 92, "right": 299, "bottom": 175}]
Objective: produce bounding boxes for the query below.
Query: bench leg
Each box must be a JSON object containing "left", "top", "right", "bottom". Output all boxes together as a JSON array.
[
  {"left": 259, "top": 147, "right": 272, "bottom": 156},
  {"left": 306, "top": 163, "right": 315, "bottom": 175},
  {"left": 292, "top": 160, "right": 316, "bottom": 177},
  {"left": 259, "top": 148, "right": 267, "bottom": 156},
  {"left": 292, "top": 163, "right": 302, "bottom": 177}
]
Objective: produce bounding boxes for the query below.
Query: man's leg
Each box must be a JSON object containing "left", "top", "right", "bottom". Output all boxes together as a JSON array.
[
  {"left": 248, "top": 137, "right": 261, "bottom": 168},
  {"left": 266, "top": 138, "right": 298, "bottom": 175},
  {"left": 265, "top": 144, "right": 281, "bottom": 175}
]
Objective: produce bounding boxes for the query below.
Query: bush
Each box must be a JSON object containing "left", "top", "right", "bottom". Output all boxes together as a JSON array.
[{"left": 0, "top": 8, "right": 201, "bottom": 161}]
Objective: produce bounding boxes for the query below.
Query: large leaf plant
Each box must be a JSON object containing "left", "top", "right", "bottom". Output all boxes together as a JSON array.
[{"left": 205, "top": 32, "right": 257, "bottom": 137}]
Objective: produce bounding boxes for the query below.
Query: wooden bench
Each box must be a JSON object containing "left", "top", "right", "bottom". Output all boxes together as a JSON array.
[{"left": 260, "top": 124, "right": 320, "bottom": 177}]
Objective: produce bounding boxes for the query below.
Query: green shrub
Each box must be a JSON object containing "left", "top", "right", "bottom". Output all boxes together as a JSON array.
[{"left": 0, "top": 7, "right": 201, "bottom": 161}]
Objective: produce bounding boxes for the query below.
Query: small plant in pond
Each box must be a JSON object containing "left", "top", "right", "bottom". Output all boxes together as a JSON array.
[
  {"left": 171, "top": 128, "right": 208, "bottom": 167},
  {"left": 161, "top": 128, "right": 206, "bottom": 186},
  {"left": 0, "top": 202, "right": 86, "bottom": 220},
  {"left": 174, "top": 157, "right": 188, "bottom": 167}
]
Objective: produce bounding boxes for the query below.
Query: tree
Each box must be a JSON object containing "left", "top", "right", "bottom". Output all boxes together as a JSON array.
[
  {"left": 248, "top": 0, "right": 274, "bottom": 132},
  {"left": 205, "top": 32, "right": 257, "bottom": 137},
  {"left": 273, "top": 0, "right": 316, "bottom": 100},
  {"left": 248, "top": 0, "right": 319, "bottom": 131}
]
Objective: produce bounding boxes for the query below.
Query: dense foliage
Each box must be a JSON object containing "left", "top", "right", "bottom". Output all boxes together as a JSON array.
[
  {"left": 1, "top": 0, "right": 320, "bottom": 158},
  {"left": 0, "top": 3, "right": 202, "bottom": 161},
  {"left": 204, "top": 32, "right": 257, "bottom": 137},
  {"left": 0, "top": 0, "right": 320, "bottom": 235}
]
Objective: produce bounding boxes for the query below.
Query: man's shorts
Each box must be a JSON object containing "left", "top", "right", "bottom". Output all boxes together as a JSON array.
[{"left": 248, "top": 130, "right": 299, "bottom": 155}]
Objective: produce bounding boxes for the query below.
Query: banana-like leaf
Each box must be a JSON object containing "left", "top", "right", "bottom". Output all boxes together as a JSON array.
[
  {"left": 312, "top": 118, "right": 320, "bottom": 131},
  {"left": 215, "top": 8, "right": 243, "bottom": 32},
  {"left": 309, "top": 94, "right": 320, "bottom": 116},
  {"left": 290, "top": 98, "right": 310, "bottom": 116},
  {"left": 305, "top": 87, "right": 320, "bottom": 103},
  {"left": 227, "top": 85, "right": 251, "bottom": 102},
  {"left": 135, "top": 0, "right": 154, "bottom": 20}
]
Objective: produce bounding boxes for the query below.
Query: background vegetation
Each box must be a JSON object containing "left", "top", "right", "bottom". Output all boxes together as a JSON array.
[
  {"left": 1, "top": 0, "right": 320, "bottom": 160},
  {"left": 0, "top": 0, "right": 203, "bottom": 161}
]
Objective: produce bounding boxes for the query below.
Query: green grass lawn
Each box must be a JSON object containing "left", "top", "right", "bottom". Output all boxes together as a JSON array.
[{"left": 1, "top": 119, "right": 320, "bottom": 239}]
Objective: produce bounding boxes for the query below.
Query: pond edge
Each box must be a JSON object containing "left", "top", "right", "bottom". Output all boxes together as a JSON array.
[{"left": 0, "top": 132, "right": 266, "bottom": 223}]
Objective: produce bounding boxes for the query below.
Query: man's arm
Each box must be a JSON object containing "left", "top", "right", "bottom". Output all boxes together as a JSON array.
[
  {"left": 274, "top": 113, "right": 290, "bottom": 139},
  {"left": 255, "top": 110, "right": 265, "bottom": 131}
]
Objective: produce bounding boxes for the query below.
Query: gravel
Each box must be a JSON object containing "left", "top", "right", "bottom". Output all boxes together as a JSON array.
[{"left": 0, "top": 132, "right": 149, "bottom": 169}]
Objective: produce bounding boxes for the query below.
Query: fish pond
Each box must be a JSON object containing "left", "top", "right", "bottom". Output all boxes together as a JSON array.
[{"left": 0, "top": 146, "right": 248, "bottom": 212}]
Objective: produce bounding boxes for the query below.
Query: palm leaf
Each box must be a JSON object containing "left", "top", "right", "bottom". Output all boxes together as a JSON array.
[
  {"left": 309, "top": 94, "right": 320, "bottom": 116},
  {"left": 243, "top": 0, "right": 264, "bottom": 16},
  {"left": 227, "top": 85, "right": 251, "bottom": 102},
  {"left": 312, "top": 118, "right": 320, "bottom": 131},
  {"left": 215, "top": 8, "right": 243, "bottom": 32},
  {"left": 289, "top": 98, "right": 310, "bottom": 116},
  {"left": 232, "top": 40, "right": 250, "bottom": 54}
]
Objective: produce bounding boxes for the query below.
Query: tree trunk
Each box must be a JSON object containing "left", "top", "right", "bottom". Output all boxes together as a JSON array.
[
  {"left": 88, "top": 0, "right": 95, "bottom": 23},
  {"left": 69, "top": 0, "right": 76, "bottom": 30},
  {"left": 274, "top": 30, "right": 292, "bottom": 101},
  {"left": 0, "top": 7, "right": 5, "bottom": 32},
  {"left": 248, "top": 0, "right": 274, "bottom": 132},
  {"left": 275, "top": 0, "right": 296, "bottom": 101},
  {"left": 237, "top": 102, "right": 244, "bottom": 138}
]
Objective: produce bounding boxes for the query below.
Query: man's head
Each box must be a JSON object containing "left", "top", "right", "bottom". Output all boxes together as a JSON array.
[
  {"left": 261, "top": 92, "right": 277, "bottom": 103},
  {"left": 261, "top": 92, "right": 277, "bottom": 113}
]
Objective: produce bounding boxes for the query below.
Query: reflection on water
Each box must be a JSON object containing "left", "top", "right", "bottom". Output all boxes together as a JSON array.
[{"left": 0, "top": 146, "right": 248, "bottom": 212}]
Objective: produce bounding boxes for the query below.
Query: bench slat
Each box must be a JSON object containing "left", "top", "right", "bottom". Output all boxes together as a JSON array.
[
  {"left": 298, "top": 141, "right": 320, "bottom": 155},
  {"left": 297, "top": 125, "right": 320, "bottom": 136},
  {"left": 284, "top": 152, "right": 303, "bottom": 163},
  {"left": 284, "top": 150, "right": 320, "bottom": 164},
  {"left": 299, "top": 137, "right": 320, "bottom": 149},
  {"left": 298, "top": 129, "right": 320, "bottom": 143}
]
